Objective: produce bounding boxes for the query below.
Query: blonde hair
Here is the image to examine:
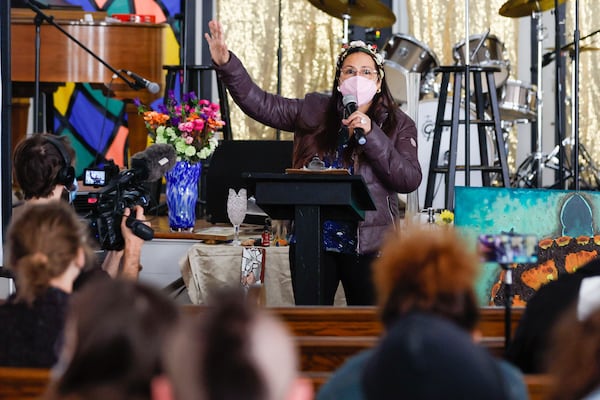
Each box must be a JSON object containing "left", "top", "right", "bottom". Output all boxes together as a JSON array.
[
  {"left": 373, "top": 225, "right": 481, "bottom": 328},
  {"left": 7, "top": 202, "right": 91, "bottom": 304}
]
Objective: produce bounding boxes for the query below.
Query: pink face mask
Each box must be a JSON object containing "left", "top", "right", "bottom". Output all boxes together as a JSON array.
[{"left": 338, "top": 76, "right": 378, "bottom": 107}]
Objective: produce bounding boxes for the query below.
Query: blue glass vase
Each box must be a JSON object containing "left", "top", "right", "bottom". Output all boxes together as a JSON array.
[{"left": 165, "top": 160, "right": 201, "bottom": 231}]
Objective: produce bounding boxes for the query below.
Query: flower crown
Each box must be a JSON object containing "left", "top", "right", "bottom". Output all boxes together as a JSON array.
[{"left": 336, "top": 40, "right": 385, "bottom": 70}]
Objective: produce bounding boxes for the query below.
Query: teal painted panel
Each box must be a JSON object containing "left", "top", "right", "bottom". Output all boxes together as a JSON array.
[{"left": 454, "top": 186, "right": 600, "bottom": 306}]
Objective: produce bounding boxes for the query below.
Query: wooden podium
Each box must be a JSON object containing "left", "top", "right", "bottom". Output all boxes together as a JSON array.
[{"left": 244, "top": 172, "right": 375, "bottom": 305}]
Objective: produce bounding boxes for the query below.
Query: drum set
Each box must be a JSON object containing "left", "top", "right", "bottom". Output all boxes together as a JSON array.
[
  {"left": 308, "top": 0, "right": 598, "bottom": 200},
  {"left": 381, "top": 29, "right": 537, "bottom": 207}
]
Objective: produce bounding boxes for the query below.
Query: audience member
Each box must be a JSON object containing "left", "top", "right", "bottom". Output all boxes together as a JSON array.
[
  {"left": 544, "top": 276, "right": 600, "bottom": 400},
  {"left": 507, "top": 257, "right": 600, "bottom": 373},
  {"left": 45, "top": 278, "right": 180, "bottom": 400},
  {"left": 317, "top": 225, "right": 526, "bottom": 400},
  {"left": 0, "top": 202, "right": 91, "bottom": 367},
  {"left": 363, "top": 312, "right": 508, "bottom": 400},
  {"left": 12, "top": 132, "right": 146, "bottom": 280},
  {"left": 152, "top": 289, "right": 313, "bottom": 400}
]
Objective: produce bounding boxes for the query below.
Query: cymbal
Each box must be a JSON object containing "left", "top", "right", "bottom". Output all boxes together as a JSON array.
[
  {"left": 499, "top": 0, "right": 566, "bottom": 18},
  {"left": 307, "top": 0, "right": 396, "bottom": 28}
]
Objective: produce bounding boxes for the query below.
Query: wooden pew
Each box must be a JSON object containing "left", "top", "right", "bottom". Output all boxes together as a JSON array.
[
  {"left": 181, "top": 305, "right": 525, "bottom": 339},
  {"left": 525, "top": 374, "right": 552, "bottom": 400},
  {"left": 0, "top": 367, "right": 50, "bottom": 400},
  {"left": 0, "top": 367, "right": 552, "bottom": 400},
  {"left": 182, "top": 305, "right": 522, "bottom": 380}
]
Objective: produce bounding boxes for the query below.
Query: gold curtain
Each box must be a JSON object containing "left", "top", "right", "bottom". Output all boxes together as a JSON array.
[
  {"left": 216, "top": 0, "right": 600, "bottom": 182},
  {"left": 565, "top": 1, "right": 600, "bottom": 185},
  {"left": 407, "top": 0, "right": 521, "bottom": 169},
  {"left": 217, "top": 0, "right": 342, "bottom": 140},
  {"left": 407, "top": 0, "right": 600, "bottom": 178}
]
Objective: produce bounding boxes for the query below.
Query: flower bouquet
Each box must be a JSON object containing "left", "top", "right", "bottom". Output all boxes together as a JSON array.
[
  {"left": 136, "top": 91, "right": 225, "bottom": 230},
  {"left": 137, "top": 90, "right": 225, "bottom": 163}
]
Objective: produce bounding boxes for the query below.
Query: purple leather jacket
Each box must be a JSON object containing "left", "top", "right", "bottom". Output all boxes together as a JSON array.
[{"left": 214, "top": 52, "right": 422, "bottom": 254}]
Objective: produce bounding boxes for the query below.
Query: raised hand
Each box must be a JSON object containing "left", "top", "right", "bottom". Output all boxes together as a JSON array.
[{"left": 204, "top": 20, "right": 230, "bottom": 66}]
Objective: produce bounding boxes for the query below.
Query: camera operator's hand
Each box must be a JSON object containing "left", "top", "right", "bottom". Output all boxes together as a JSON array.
[
  {"left": 101, "top": 249, "right": 124, "bottom": 279},
  {"left": 120, "top": 206, "right": 148, "bottom": 280}
]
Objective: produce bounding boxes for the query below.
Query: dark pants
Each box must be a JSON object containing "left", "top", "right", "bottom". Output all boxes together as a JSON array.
[{"left": 289, "top": 244, "right": 376, "bottom": 306}]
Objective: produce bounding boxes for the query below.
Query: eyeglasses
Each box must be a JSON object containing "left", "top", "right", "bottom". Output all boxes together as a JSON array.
[{"left": 340, "top": 67, "right": 379, "bottom": 80}]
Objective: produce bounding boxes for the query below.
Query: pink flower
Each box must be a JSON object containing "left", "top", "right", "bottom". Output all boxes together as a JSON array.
[
  {"left": 192, "top": 119, "right": 205, "bottom": 131},
  {"left": 178, "top": 121, "right": 194, "bottom": 133}
]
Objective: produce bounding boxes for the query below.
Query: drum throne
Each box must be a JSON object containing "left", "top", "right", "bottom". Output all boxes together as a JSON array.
[{"left": 423, "top": 65, "right": 511, "bottom": 211}]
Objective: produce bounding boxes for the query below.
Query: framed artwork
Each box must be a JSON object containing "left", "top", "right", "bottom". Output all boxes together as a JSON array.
[{"left": 454, "top": 186, "right": 600, "bottom": 306}]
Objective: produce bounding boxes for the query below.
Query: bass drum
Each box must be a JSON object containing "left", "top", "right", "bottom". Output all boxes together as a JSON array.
[
  {"left": 416, "top": 99, "right": 496, "bottom": 211},
  {"left": 382, "top": 33, "right": 440, "bottom": 105}
]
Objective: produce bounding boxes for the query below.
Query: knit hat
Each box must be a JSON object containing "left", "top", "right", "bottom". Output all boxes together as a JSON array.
[{"left": 362, "top": 313, "right": 508, "bottom": 400}]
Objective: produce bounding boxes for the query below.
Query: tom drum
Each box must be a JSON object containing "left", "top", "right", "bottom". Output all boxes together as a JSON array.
[
  {"left": 499, "top": 79, "right": 537, "bottom": 122},
  {"left": 382, "top": 33, "right": 440, "bottom": 105},
  {"left": 452, "top": 33, "right": 511, "bottom": 93}
]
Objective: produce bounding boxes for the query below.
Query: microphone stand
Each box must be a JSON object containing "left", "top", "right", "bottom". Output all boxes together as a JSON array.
[
  {"left": 573, "top": 0, "right": 580, "bottom": 189},
  {"left": 24, "top": 0, "right": 138, "bottom": 132},
  {"left": 464, "top": 0, "right": 471, "bottom": 186},
  {"left": 554, "top": 0, "right": 566, "bottom": 189},
  {"left": 499, "top": 262, "right": 513, "bottom": 354}
]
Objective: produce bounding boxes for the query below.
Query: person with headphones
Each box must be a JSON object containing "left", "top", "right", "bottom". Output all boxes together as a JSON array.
[{"left": 12, "top": 133, "right": 146, "bottom": 281}]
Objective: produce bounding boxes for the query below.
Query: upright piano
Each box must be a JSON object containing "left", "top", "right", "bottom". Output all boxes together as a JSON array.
[{"left": 10, "top": 8, "right": 165, "bottom": 156}]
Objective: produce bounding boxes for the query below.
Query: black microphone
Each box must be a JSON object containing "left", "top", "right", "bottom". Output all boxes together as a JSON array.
[
  {"left": 129, "top": 143, "right": 177, "bottom": 182},
  {"left": 342, "top": 94, "right": 367, "bottom": 145},
  {"left": 121, "top": 69, "right": 160, "bottom": 94}
]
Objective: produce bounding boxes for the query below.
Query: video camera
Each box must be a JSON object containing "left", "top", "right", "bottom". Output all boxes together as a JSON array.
[
  {"left": 85, "top": 144, "right": 176, "bottom": 251},
  {"left": 83, "top": 160, "right": 119, "bottom": 187}
]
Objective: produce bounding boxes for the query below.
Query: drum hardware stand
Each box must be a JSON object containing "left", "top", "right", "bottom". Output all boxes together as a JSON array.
[
  {"left": 536, "top": 2, "right": 598, "bottom": 190},
  {"left": 341, "top": 13, "right": 351, "bottom": 45},
  {"left": 469, "top": 29, "right": 490, "bottom": 63},
  {"left": 509, "top": 11, "right": 549, "bottom": 188},
  {"left": 572, "top": 0, "right": 581, "bottom": 190},
  {"left": 532, "top": 11, "right": 546, "bottom": 188}
]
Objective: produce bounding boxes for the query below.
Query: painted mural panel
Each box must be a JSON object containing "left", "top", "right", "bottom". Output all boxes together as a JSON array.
[{"left": 455, "top": 186, "right": 600, "bottom": 306}]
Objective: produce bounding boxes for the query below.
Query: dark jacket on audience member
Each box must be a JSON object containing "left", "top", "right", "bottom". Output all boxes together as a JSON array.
[
  {"left": 508, "top": 257, "right": 600, "bottom": 373},
  {"left": 0, "top": 287, "right": 69, "bottom": 367}
]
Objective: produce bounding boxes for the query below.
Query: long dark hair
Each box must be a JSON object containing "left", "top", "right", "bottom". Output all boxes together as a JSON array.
[
  {"left": 46, "top": 279, "right": 180, "bottom": 400},
  {"left": 292, "top": 46, "right": 400, "bottom": 168}
]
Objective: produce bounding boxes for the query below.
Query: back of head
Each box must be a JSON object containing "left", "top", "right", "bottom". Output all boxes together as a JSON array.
[
  {"left": 362, "top": 313, "right": 507, "bottom": 400},
  {"left": 374, "top": 225, "right": 480, "bottom": 330},
  {"left": 6, "top": 201, "right": 90, "bottom": 304},
  {"left": 164, "top": 289, "right": 303, "bottom": 400},
  {"left": 49, "top": 278, "right": 180, "bottom": 400},
  {"left": 13, "top": 133, "right": 75, "bottom": 200},
  {"left": 545, "top": 277, "right": 600, "bottom": 400}
]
